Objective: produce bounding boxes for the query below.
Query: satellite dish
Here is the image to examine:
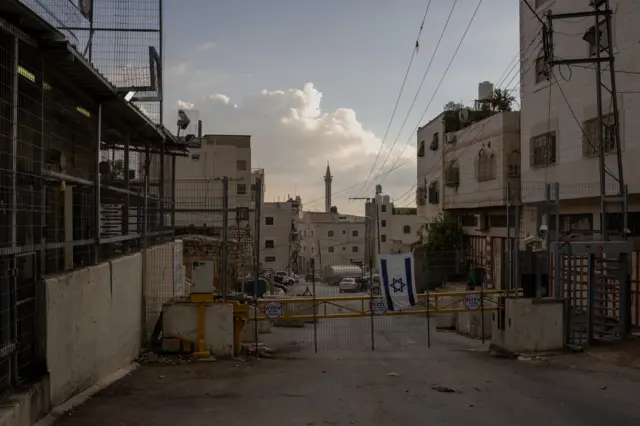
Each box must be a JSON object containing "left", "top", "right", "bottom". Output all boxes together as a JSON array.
[{"left": 459, "top": 108, "right": 470, "bottom": 123}]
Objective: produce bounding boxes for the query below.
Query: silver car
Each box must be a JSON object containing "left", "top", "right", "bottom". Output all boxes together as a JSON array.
[{"left": 339, "top": 277, "right": 359, "bottom": 293}]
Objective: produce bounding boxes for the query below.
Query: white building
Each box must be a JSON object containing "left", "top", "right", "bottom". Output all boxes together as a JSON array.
[
  {"left": 297, "top": 209, "right": 366, "bottom": 274},
  {"left": 261, "top": 198, "right": 301, "bottom": 273},
  {"left": 365, "top": 190, "right": 427, "bottom": 270},
  {"left": 520, "top": 0, "right": 640, "bottom": 236}
]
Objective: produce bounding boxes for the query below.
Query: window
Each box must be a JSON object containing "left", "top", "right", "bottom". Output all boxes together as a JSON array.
[
  {"left": 352, "top": 246, "right": 359, "bottom": 253},
  {"left": 237, "top": 183, "right": 247, "bottom": 195},
  {"left": 264, "top": 256, "right": 276, "bottom": 263},
  {"left": 488, "top": 215, "right": 515, "bottom": 228},
  {"left": 585, "top": 22, "right": 610, "bottom": 57},
  {"left": 342, "top": 246, "right": 346, "bottom": 251},
  {"left": 535, "top": 55, "right": 549, "bottom": 84},
  {"left": 265, "top": 240, "right": 275, "bottom": 249},
  {"left": 265, "top": 216, "right": 274, "bottom": 226},
  {"left": 403, "top": 225, "right": 411, "bottom": 234},
  {"left": 328, "top": 246, "right": 334, "bottom": 253},
  {"left": 582, "top": 114, "right": 616, "bottom": 158},
  {"left": 381, "top": 220, "right": 387, "bottom": 227},
  {"left": 237, "top": 160, "right": 247, "bottom": 171},
  {"left": 418, "top": 141, "right": 425, "bottom": 157},
  {"left": 381, "top": 205, "right": 387, "bottom": 213},
  {"left": 191, "top": 154, "right": 200, "bottom": 160},
  {"left": 430, "top": 133, "right": 439, "bottom": 151},
  {"left": 328, "top": 230, "right": 334, "bottom": 237},
  {"left": 530, "top": 131, "right": 556, "bottom": 168},
  {"left": 445, "top": 160, "right": 460, "bottom": 187},
  {"left": 428, "top": 181, "right": 439, "bottom": 205},
  {"left": 460, "top": 215, "right": 478, "bottom": 227},
  {"left": 352, "top": 230, "right": 358, "bottom": 237},
  {"left": 342, "top": 230, "right": 346, "bottom": 235},
  {"left": 381, "top": 235, "right": 387, "bottom": 243},
  {"left": 476, "top": 148, "right": 496, "bottom": 182}
]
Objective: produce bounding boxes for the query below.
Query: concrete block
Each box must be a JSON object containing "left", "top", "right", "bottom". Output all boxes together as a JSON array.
[
  {"left": 163, "top": 302, "right": 234, "bottom": 357},
  {"left": 0, "top": 378, "right": 49, "bottom": 426},
  {"left": 491, "top": 297, "right": 564, "bottom": 354},
  {"left": 457, "top": 310, "right": 492, "bottom": 339}
]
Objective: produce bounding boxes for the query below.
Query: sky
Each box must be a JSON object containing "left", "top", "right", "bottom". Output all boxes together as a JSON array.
[{"left": 161, "top": 0, "right": 520, "bottom": 215}]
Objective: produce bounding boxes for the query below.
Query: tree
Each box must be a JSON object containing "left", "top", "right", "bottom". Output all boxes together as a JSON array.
[
  {"left": 420, "top": 214, "right": 463, "bottom": 252},
  {"left": 490, "top": 88, "right": 515, "bottom": 112},
  {"left": 443, "top": 101, "right": 465, "bottom": 112}
]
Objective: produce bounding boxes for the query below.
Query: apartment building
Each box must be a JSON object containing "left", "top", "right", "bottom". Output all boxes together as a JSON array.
[
  {"left": 297, "top": 209, "right": 366, "bottom": 273},
  {"left": 364, "top": 190, "right": 426, "bottom": 270},
  {"left": 261, "top": 197, "right": 301, "bottom": 272},
  {"left": 173, "top": 134, "right": 255, "bottom": 228},
  {"left": 520, "top": 0, "right": 640, "bottom": 236},
  {"left": 416, "top": 112, "right": 447, "bottom": 221}
]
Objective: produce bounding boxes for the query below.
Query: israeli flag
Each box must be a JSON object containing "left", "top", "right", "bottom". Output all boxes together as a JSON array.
[{"left": 379, "top": 253, "right": 417, "bottom": 312}]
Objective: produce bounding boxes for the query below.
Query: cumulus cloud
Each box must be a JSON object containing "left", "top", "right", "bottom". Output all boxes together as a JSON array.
[{"left": 171, "top": 83, "right": 415, "bottom": 214}]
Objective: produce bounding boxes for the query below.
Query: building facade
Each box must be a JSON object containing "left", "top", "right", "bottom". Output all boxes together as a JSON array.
[
  {"left": 520, "top": 0, "right": 640, "bottom": 236},
  {"left": 261, "top": 198, "right": 300, "bottom": 273},
  {"left": 297, "top": 210, "right": 366, "bottom": 274}
]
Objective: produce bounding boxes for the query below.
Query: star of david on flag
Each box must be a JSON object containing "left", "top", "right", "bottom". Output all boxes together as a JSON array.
[{"left": 379, "top": 253, "right": 417, "bottom": 312}]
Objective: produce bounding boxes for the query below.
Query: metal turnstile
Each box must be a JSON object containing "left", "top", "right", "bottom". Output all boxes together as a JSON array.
[{"left": 550, "top": 241, "right": 632, "bottom": 347}]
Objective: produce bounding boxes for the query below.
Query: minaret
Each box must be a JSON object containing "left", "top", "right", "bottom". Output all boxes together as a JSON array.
[{"left": 324, "top": 162, "right": 332, "bottom": 213}]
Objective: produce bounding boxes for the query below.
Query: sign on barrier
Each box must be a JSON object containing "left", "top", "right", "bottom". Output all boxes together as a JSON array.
[
  {"left": 264, "top": 301, "right": 284, "bottom": 319},
  {"left": 464, "top": 293, "right": 482, "bottom": 311},
  {"left": 370, "top": 299, "right": 387, "bottom": 315}
]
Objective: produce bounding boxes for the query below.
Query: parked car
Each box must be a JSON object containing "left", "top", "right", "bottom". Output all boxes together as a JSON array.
[
  {"left": 274, "top": 271, "right": 295, "bottom": 285},
  {"left": 339, "top": 277, "right": 361, "bottom": 293}
]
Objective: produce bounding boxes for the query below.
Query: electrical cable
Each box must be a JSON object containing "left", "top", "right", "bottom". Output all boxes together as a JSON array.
[
  {"left": 356, "top": 0, "right": 434, "bottom": 197},
  {"left": 368, "top": 0, "right": 460, "bottom": 191},
  {"left": 378, "top": 0, "right": 485, "bottom": 187}
]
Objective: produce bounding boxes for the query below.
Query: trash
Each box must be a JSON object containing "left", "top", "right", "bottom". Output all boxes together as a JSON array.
[
  {"left": 431, "top": 386, "right": 456, "bottom": 393},
  {"left": 600, "top": 386, "right": 607, "bottom": 390},
  {"left": 517, "top": 355, "right": 533, "bottom": 362},
  {"left": 158, "top": 375, "right": 165, "bottom": 379},
  {"left": 386, "top": 372, "right": 400, "bottom": 377}
]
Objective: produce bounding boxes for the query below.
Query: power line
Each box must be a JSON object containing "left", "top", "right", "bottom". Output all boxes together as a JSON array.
[
  {"left": 368, "top": 0, "right": 460, "bottom": 192},
  {"left": 356, "top": 0, "right": 433, "bottom": 197},
  {"left": 521, "top": 0, "right": 547, "bottom": 28},
  {"left": 379, "top": 0, "right": 485, "bottom": 186}
]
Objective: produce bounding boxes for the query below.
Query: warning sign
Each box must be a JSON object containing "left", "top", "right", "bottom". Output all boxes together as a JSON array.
[
  {"left": 370, "top": 299, "right": 387, "bottom": 315},
  {"left": 264, "top": 301, "right": 284, "bottom": 319},
  {"left": 464, "top": 293, "right": 482, "bottom": 311}
]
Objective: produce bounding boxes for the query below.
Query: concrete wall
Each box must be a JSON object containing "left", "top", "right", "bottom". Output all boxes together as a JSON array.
[
  {"left": 39, "top": 253, "right": 143, "bottom": 407},
  {"left": 262, "top": 201, "right": 295, "bottom": 271},
  {"left": 417, "top": 113, "right": 446, "bottom": 221}
]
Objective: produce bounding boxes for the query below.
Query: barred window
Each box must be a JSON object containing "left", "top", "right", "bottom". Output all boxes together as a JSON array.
[
  {"left": 445, "top": 161, "right": 460, "bottom": 187},
  {"left": 582, "top": 114, "right": 616, "bottom": 158},
  {"left": 428, "top": 181, "right": 439, "bottom": 204},
  {"left": 507, "top": 150, "right": 521, "bottom": 177},
  {"left": 530, "top": 131, "right": 556, "bottom": 168},
  {"left": 416, "top": 187, "right": 426, "bottom": 206},
  {"left": 476, "top": 149, "right": 496, "bottom": 182},
  {"left": 417, "top": 140, "right": 425, "bottom": 157}
]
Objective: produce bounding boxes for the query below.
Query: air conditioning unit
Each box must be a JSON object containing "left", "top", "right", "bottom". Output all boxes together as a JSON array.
[
  {"left": 475, "top": 213, "right": 488, "bottom": 231},
  {"left": 445, "top": 133, "right": 457, "bottom": 144}
]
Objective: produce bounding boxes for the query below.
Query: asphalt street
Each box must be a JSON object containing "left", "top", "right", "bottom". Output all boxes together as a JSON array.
[{"left": 54, "top": 280, "right": 640, "bottom": 426}]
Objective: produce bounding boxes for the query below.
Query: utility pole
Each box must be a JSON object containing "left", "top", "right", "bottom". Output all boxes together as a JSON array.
[{"left": 546, "top": 0, "right": 627, "bottom": 241}]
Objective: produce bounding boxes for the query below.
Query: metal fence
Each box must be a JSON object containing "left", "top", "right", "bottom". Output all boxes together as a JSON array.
[{"left": 0, "top": 18, "right": 186, "bottom": 397}]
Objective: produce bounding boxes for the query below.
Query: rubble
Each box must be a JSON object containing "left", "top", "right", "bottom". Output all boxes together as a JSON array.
[{"left": 137, "top": 349, "right": 196, "bottom": 365}]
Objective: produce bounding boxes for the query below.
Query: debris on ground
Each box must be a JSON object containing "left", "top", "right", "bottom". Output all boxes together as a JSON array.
[
  {"left": 243, "top": 342, "right": 276, "bottom": 358},
  {"left": 137, "top": 349, "right": 195, "bottom": 365},
  {"left": 431, "top": 386, "right": 456, "bottom": 393},
  {"left": 386, "top": 372, "right": 400, "bottom": 377}
]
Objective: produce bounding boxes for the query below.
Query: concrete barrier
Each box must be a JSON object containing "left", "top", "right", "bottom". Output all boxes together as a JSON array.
[{"left": 39, "top": 253, "right": 143, "bottom": 407}]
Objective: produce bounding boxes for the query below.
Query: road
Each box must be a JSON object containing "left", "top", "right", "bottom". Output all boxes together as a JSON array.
[{"left": 54, "top": 280, "right": 640, "bottom": 426}]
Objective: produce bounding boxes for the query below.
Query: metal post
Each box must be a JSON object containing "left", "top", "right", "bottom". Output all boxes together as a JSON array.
[
  {"left": 171, "top": 156, "right": 176, "bottom": 229},
  {"left": 253, "top": 177, "right": 262, "bottom": 353},
  {"left": 159, "top": 149, "right": 165, "bottom": 235},
  {"left": 368, "top": 240, "right": 375, "bottom": 351},
  {"left": 11, "top": 35, "right": 18, "bottom": 253},
  {"left": 141, "top": 143, "right": 150, "bottom": 345},
  {"left": 554, "top": 182, "right": 561, "bottom": 298},
  {"left": 40, "top": 57, "right": 46, "bottom": 274},
  {"left": 513, "top": 203, "right": 521, "bottom": 297},
  {"left": 594, "top": 3, "right": 608, "bottom": 241},
  {"left": 122, "top": 133, "right": 130, "bottom": 241},
  {"left": 222, "top": 177, "right": 229, "bottom": 298},
  {"left": 94, "top": 103, "right": 102, "bottom": 263},
  {"left": 506, "top": 180, "right": 512, "bottom": 292},
  {"left": 311, "top": 259, "right": 318, "bottom": 354}
]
